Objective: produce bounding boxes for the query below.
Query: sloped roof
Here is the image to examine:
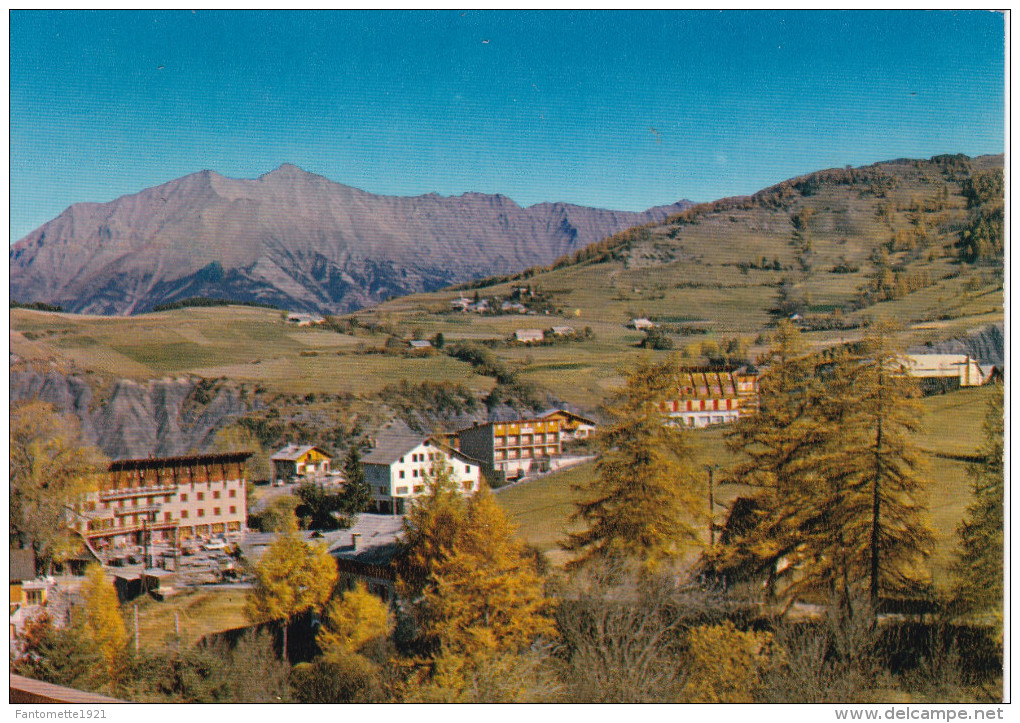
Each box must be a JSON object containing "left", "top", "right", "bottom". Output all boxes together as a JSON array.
[
  {"left": 10, "top": 548, "right": 36, "bottom": 583},
  {"left": 329, "top": 514, "right": 406, "bottom": 565},
  {"left": 539, "top": 408, "right": 596, "bottom": 425},
  {"left": 363, "top": 423, "right": 428, "bottom": 466},
  {"left": 271, "top": 444, "right": 329, "bottom": 462}
]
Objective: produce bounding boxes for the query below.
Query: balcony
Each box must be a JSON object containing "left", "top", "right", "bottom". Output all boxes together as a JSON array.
[
  {"left": 112, "top": 505, "right": 162, "bottom": 517},
  {"left": 99, "top": 484, "right": 176, "bottom": 502}
]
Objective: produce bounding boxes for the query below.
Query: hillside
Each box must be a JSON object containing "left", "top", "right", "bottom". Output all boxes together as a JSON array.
[
  {"left": 497, "top": 383, "right": 1000, "bottom": 583},
  {"left": 10, "top": 153, "right": 1004, "bottom": 456},
  {"left": 9, "top": 165, "right": 691, "bottom": 315}
]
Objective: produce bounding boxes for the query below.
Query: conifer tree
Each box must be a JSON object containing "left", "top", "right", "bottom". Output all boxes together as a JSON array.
[
  {"left": 819, "top": 327, "right": 933, "bottom": 606},
  {"left": 722, "top": 323, "right": 932, "bottom": 610},
  {"left": 421, "top": 488, "right": 556, "bottom": 658},
  {"left": 340, "top": 445, "right": 372, "bottom": 518},
  {"left": 953, "top": 385, "right": 1004, "bottom": 619},
  {"left": 564, "top": 359, "right": 703, "bottom": 574},
  {"left": 317, "top": 581, "right": 392, "bottom": 660},
  {"left": 718, "top": 321, "right": 826, "bottom": 597},
  {"left": 246, "top": 519, "right": 338, "bottom": 659},
  {"left": 79, "top": 564, "right": 127, "bottom": 685},
  {"left": 394, "top": 464, "right": 555, "bottom": 698}
]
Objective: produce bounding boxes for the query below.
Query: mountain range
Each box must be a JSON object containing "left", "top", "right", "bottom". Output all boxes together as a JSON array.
[{"left": 9, "top": 165, "right": 692, "bottom": 315}]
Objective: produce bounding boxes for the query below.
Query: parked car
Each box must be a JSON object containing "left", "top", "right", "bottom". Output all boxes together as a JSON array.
[{"left": 202, "top": 539, "right": 227, "bottom": 551}]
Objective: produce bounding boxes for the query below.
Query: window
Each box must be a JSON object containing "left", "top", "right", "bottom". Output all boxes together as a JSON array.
[
  {"left": 229, "top": 506, "right": 236, "bottom": 514},
  {"left": 197, "top": 509, "right": 205, "bottom": 517},
  {"left": 164, "top": 495, "right": 171, "bottom": 503},
  {"left": 147, "top": 496, "right": 153, "bottom": 505},
  {"left": 197, "top": 492, "right": 204, "bottom": 501},
  {"left": 412, "top": 469, "right": 418, "bottom": 478},
  {"left": 396, "top": 486, "right": 409, "bottom": 495},
  {"left": 213, "top": 491, "right": 221, "bottom": 499},
  {"left": 214, "top": 507, "right": 221, "bottom": 516},
  {"left": 229, "top": 489, "right": 236, "bottom": 498},
  {"left": 164, "top": 512, "right": 172, "bottom": 522},
  {"left": 465, "top": 466, "right": 470, "bottom": 474},
  {"left": 378, "top": 486, "right": 387, "bottom": 495},
  {"left": 413, "top": 485, "right": 425, "bottom": 494},
  {"left": 132, "top": 498, "right": 138, "bottom": 507},
  {"left": 118, "top": 499, "right": 125, "bottom": 508},
  {"left": 181, "top": 493, "right": 188, "bottom": 502},
  {"left": 399, "top": 470, "right": 405, "bottom": 479}
]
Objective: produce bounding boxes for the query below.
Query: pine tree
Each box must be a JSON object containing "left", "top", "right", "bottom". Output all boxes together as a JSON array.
[
  {"left": 564, "top": 358, "right": 703, "bottom": 574},
  {"left": 718, "top": 321, "right": 826, "bottom": 597},
  {"left": 79, "top": 564, "right": 127, "bottom": 685},
  {"left": 246, "top": 521, "right": 338, "bottom": 660},
  {"left": 819, "top": 328, "right": 933, "bottom": 607},
  {"left": 721, "top": 324, "right": 932, "bottom": 610},
  {"left": 317, "top": 581, "right": 392, "bottom": 661},
  {"left": 953, "top": 384, "right": 1004, "bottom": 620},
  {"left": 394, "top": 466, "right": 555, "bottom": 699},
  {"left": 340, "top": 446, "right": 372, "bottom": 518}
]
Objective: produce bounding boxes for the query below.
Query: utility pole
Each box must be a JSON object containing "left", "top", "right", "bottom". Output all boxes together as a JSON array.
[
  {"left": 704, "top": 464, "right": 719, "bottom": 550},
  {"left": 134, "top": 604, "right": 139, "bottom": 652}
]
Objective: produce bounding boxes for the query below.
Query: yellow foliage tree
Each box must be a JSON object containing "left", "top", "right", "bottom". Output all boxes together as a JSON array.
[
  {"left": 564, "top": 358, "right": 703, "bottom": 574},
  {"left": 395, "top": 464, "right": 556, "bottom": 699},
  {"left": 246, "top": 523, "right": 338, "bottom": 659},
  {"left": 317, "top": 581, "right": 392, "bottom": 660},
  {"left": 79, "top": 565, "right": 127, "bottom": 684},
  {"left": 10, "top": 400, "right": 107, "bottom": 572},
  {"left": 422, "top": 488, "right": 556, "bottom": 658}
]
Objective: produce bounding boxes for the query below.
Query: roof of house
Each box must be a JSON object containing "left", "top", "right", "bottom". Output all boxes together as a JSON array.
[
  {"left": 515, "top": 328, "right": 544, "bottom": 339},
  {"left": 328, "top": 514, "right": 406, "bottom": 565},
  {"left": 363, "top": 422, "right": 429, "bottom": 465},
  {"left": 108, "top": 451, "right": 251, "bottom": 472},
  {"left": 408, "top": 339, "right": 433, "bottom": 348},
  {"left": 539, "top": 408, "right": 597, "bottom": 425},
  {"left": 10, "top": 548, "right": 36, "bottom": 583},
  {"left": 271, "top": 444, "right": 330, "bottom": 462}
]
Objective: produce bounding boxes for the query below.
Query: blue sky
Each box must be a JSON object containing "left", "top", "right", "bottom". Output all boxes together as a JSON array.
[{"left": 9, "top": 10, "right": 1005, "bottom": 241}]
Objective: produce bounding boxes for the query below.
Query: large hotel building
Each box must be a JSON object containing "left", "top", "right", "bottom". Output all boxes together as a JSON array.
[
  {"left": 658, "top": 367, "right": 759, "bottom": 427},
  {"left": 455, "top": 418, "right": 563, "bottom": 482},
  {"left": 72, "top": 452, "right": 250, "bottom": 549}
]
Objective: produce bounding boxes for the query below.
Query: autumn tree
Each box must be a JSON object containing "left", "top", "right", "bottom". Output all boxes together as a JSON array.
[
  {"left": 246, "top": 521, "right": 338, "bottom": 660},
  {"left": 717, "top": 321, "right": 823, "bottom": 598},
  {"left": 80, "top": 564, "right": 128, "bottom": 685},
  {"left": 395, "top": 463, "right": 556, "bottom": 700},
  {"left": 317, "top": 581, "right": 392, "bottom": 661},
  {"left": 953, "top": 384, "right": 1004, "bottom": 621},
  {"left": 10, "top": 400, "right": 107, "bottom": 572},
  {"left": 721, "top": 323, "right": 932, "bottom": 611},
  {"left": 819, "top": 327, "right": 933, "bottom": 606},
  {"left": 563, "top": 359, "right": 703, "bottom": 574}
]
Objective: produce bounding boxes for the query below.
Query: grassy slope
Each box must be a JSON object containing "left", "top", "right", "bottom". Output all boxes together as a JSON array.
[
  {"left": 498, "top": 384, "right": 997, "bottom": 588},
  {"left": 10, "top": 156, "right": 1003, "bottom": 412},
  {"left": 131, "top": 588, "right": 249, "bottom": 649}
]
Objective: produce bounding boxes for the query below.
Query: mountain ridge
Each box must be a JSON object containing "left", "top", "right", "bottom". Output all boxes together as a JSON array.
[{"left": 11, "top": 166, "right": 692, "bottom": 315}]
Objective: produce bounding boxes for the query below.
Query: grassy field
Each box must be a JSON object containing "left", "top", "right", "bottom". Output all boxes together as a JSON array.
[
  {"left": 497, "top": 385, "right": 994, "bottom": 589},
  {"left": 130, "top": 588, "right": 249, "bottom": 650}
]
